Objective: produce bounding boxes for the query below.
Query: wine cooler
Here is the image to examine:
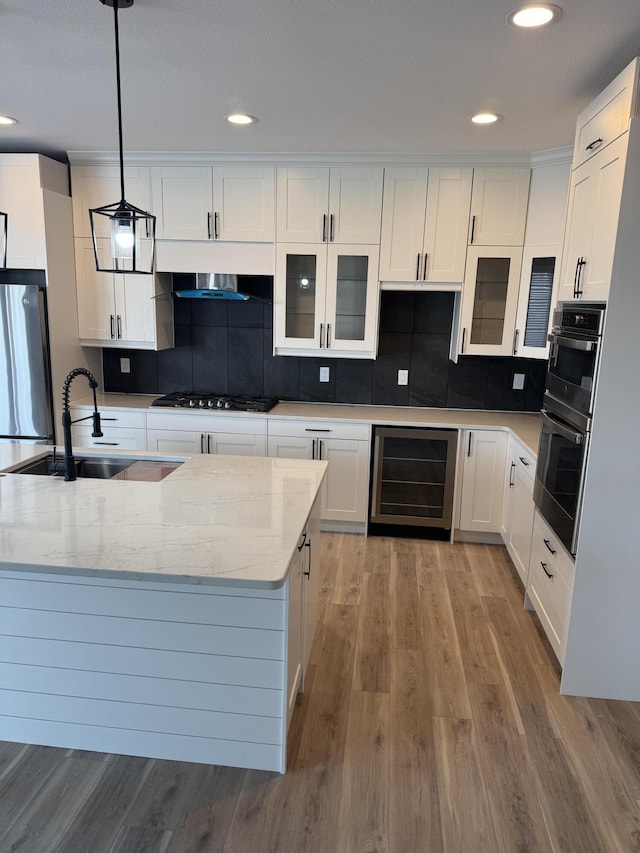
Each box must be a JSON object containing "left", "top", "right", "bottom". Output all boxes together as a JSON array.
[{"left": 369, "top": 426, "right": 458, "bottom": 533}]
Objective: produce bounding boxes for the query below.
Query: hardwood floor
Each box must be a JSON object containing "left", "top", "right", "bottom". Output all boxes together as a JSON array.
[{"left": 1, "top": 534, "right": 639, "bottom": 852}]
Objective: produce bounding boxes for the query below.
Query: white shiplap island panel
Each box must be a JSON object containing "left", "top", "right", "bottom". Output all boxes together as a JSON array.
[{"left": 0, "top": 450, "right": 326, "bottom": 771}]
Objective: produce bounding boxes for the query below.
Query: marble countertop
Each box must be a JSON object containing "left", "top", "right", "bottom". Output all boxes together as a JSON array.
[
  {"left": 0, "top": 448, "right": 327, "bottom": 589},
  {"left": 72, "top": 395, "right": 541, "bottom": 454}
]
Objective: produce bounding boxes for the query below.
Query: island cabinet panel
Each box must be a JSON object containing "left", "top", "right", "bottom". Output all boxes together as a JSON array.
[{"left": 0, "top": 571, "right": 296, "bottom": 772}]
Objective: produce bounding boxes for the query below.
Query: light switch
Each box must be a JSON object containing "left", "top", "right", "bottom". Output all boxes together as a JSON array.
[
  {"left": 319, "top": 366, "right": 330, "bottom": 383},
  {"left": 513, "top": 372, "right": 525, "bottom": 390},
  {"left": 120, "top": 357, "right": 131, "bottom": 374},
  {"left": 398, "top": 369, "right": 409, "bottom": 386}
]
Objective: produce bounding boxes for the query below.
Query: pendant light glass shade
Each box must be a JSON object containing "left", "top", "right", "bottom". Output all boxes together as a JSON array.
[
  {"left": 0, "top": 211, "right": 7, "bottom": 268},
  {"left": 90, "top": 0, "right": 155, "bottom": 274}
]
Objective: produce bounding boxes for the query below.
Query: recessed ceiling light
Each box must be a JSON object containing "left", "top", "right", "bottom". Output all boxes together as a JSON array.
[
  {"left": 225, "top": 113, "right": 257, "bottom": 126},
  {"left": 471, "top": 112, "right": 502, "bottom": 125},
  {"left": 0, "top": 115, "right": 18, "bottom": 126},
  {"left": 507, "top": 4, "right": 562, "bottom": 28}
]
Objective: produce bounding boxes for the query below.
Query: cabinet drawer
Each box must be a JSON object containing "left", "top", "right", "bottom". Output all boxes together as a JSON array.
[
  {"left": 513, "top": 442, "right": 535, "bottom": 483},
  {"left": 268, "top": 418, "right": 370, "bottom": 441},
  {"left": 71, "top": 425, "right": 147, "bottom": 451},
  {"left": 573, "top": 60, "right": 638, "bottom": 169},
  {"left": 532, "top": 511, "right": 575, "bottom": 589},
  {"left": 528, "top": 533, "right": 573, "bottom": 664},
  {"left": 146, "top": 411, "right": 266, "bottom": 435},
  {"left": 70, "top": 407, "right": 146, "bottom": 430}
]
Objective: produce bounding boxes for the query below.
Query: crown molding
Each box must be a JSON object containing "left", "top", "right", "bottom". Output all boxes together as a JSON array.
[{"left": 67, "top": 147, "right": 572, "bottom": 167}]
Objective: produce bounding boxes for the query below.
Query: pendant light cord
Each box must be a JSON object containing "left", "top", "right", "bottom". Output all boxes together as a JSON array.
[{"left": 113, "top": 1, "right": 126, "bottom": 204}]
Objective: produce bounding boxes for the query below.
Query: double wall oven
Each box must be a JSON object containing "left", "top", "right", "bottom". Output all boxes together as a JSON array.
[{"left": 534, "top": 303, "right": 605, "bottom": 556}]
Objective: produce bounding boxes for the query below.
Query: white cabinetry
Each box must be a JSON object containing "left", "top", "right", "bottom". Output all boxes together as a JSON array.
[
  {"left": 468, "top": 168, "right": 531, "bottom": 246},
  {"left": 0, "top": 155, "right": 51, "bottom": 268},
  {"left": 458, "top": 429, "right": 508, "bottom": 534},
  {"left": 456, "top": 246, "right": 523, "bottom": 356},
  {"left": 526, "top": 511, "right": 575, "bottom": 665},
  {"left": 379, "top": 167, "right": 472, "bottom": 283},
  {"left": 70, "top": 165, "right": 152, "bottom": 239},
  {"left": 558, "top": 134, "right": 628, "bottom": 302},
  {"left": 70, "top": 407, "right": 147, "bottom": 451},
  {"left": 274, "top": 242, "right": 379, "bottom": 356},
  {"left": 501, "top": 438, "right": 536, "bottom": 585},
  {"left": 276, "top": 167, "right": 383, "bottom": 244},
  {"left": 268, "top": 419, "right": 370, "bottom": 527},
  {"left": 151, "top": 166, "right": 275, "bottom": 242},
  {"left": 75, "top": 238, "right": 174, "bottom": 350},
  {"left": 146, "top": 411, "right": 267, "bottom": 456},
  {"left": 513, "top": 161, "right": 569, "bottom": 359}
]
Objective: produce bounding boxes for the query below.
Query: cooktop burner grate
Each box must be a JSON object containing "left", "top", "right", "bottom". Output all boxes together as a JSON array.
[{"left": 151, "top": 392, "right": 279, "bottom": 413}]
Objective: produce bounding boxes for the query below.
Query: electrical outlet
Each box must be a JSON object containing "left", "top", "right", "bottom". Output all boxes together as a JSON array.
[
  {"left": 397, "top": 369, "right": 409, "bottom": 386},
  {"left": 513, "top": 372, "right": 525, "bottom": 390},
  {"left": 120, "top": 357, "right": 131, "bottom": 374},
  {"left": 319, "top": 366, "right": 330, "bottom": 383}
]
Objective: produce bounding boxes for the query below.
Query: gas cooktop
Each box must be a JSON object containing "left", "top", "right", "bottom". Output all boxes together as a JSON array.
[{"left": 151, "top": 392, "right": 279, "bottom": 413}]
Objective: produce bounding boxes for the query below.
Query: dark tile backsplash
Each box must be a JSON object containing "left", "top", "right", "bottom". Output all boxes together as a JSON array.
[{"left": 103, "top": 282, "right": 547, "bottom": 412}]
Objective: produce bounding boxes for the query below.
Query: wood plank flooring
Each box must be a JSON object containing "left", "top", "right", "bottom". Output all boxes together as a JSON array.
[{"left": 1, "top": 534, "right": 640, "bottom": 852}]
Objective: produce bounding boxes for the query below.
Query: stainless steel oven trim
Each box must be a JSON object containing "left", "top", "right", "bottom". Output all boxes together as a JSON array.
[
  {"left": 548, "top": 332, "right": 595, "bottom": 352},
  {"left": 540, "top": 404, "right": 588, "bottom": 440}
]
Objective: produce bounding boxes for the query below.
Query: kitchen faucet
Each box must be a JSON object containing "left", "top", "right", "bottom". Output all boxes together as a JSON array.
[{"left": 54, "top": 368, "right": 103, "bottom": 481}]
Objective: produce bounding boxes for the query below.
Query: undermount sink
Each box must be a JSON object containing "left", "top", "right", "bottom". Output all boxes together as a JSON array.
[{"left": 14, "top": 454, "right": 182, "bottom": 482}]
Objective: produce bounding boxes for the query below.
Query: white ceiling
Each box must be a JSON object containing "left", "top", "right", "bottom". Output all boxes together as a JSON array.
[{"left": 2, "top": 0, "right": 640, "bottom": 162}]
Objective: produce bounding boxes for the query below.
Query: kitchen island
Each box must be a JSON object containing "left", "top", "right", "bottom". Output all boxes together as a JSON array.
[{"left": 0, "top": 446, "right": 327, "bottom": 772}]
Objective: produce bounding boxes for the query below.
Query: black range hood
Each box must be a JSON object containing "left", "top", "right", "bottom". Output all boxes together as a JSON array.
[{"left": 174, "top": 273, "right": 272, "bottom": 302}]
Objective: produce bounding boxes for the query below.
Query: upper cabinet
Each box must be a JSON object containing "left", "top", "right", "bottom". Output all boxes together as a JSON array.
[
  {"left": 75, "top": 238, "right": 174, "bottom": 350},
  {"left": 513, "top": 161, "right": 570, "bottom": 359},
  {"left": 456, "top": 245, "right": 523, "bottom": 357},
  {"left": 70, "top": 165, "right": 152, "bottom": 240},
  {"left": 379, "top": 167, "right": 472, "bottom": 283},
  {"left": 468, "top": 168, "right": 531, "bottom": 246},
  {"left": 151, "top": 166, "right": 275, "bottom": 242},
  {"left": 558, "top": 134, "right": 628, "bottom": 303},
  {"left": 273, "top": 242, "right": 380, "bottom": 356},
  {"left": 0, "top": 154, "right": 71, "bottom": 269},
  {"left": 558, "top": 59, "right": 639, "bottom": 303},
  {"left": 276, "top": 167, "right": 383, "bottom": 244}
]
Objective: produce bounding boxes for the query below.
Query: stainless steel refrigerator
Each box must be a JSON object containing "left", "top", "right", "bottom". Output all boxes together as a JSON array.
[{"left": 0, "top": 269, "right": 55, "bottom": 443}]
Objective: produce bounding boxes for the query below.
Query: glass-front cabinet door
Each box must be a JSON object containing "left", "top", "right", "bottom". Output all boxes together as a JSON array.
[
  {"left": 324, "top": 244, "right": 380, "bottom": 352},
  {"left": 274, "top": 242, "right": 380, "bottom": 355},
  {"left": 458, "top": 245, "right": 523, "bottom": 356}
]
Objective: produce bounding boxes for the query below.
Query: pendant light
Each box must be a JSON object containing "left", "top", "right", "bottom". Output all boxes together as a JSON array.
[
  {"left": 0, "top": 211, "right": 7, "bottom": 268},
  {"left": 89, "top": 0, "right": 155, "bottom": 274}
]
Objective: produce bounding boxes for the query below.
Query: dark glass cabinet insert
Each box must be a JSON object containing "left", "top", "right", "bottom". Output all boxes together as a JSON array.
[{"left": 370, "top": 427, "right": 458, "bottom": 528}]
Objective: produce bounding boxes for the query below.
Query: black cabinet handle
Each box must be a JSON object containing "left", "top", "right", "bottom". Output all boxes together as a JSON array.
[
  {"left": 509, "top": 461, "right": 515, "bottom": 487},
  {"left": 519, "top": 456, "right": 530, "bottom": 467},
  {"left": 326, "top": 323, "right": 331, "bottom": 348},
  {"left": 467, "top": 432, "right": 473, "bottom": 457},
  {"left": 214, "top": 211, "right": 219, "bottom": 240},
  {"left": 513, "top": 329, "right": 519, "bottom": 356},
  {"left": 470, "top": 214, "right": 476, "bottom": 244},
  {"left": 576, "top": 257, "right": 586, "bottom": 297},
  {"left": 207, "top": 212, "right": 212, "bottom": 240},
  {"left": 304, "top": 539, "right": 312, "bottom": 577},
  {"left": 416, "top": 253, "right": 421, "bottom": 280},
  {"left": 543, "top": 538, "right": 556, "bottom": 555},
  {"left": 110, "top": 314, "right": 115, "bottom": 339},
  {"left": 322, "top": 214, "right": 327, "bottom": 242},
  {"left": 329, "top": 214, "right": 335, "bottom": 242},
  {"left": 304, "top": 428, "right": 332, "bottom": 432},
  {"left": 573, "top": 258, "right": 580, "bottom": 298},
  {"left": 423, "top": 253, "right": 428, "bottom": 280},
  {"left": 541, "top": 561, "right": 553, "bottom": 579},
  {"left": 297, "top": 531, "right": 307, "bottom": 552},
  {"left": 116, "top": 315, "right": 122, "bottom": 339},
  {"left": 461, "top": 327, "right": 466, "bottom": 354},
  {"left": 93, "top": 441, "right": 119, "bottom": 446},
  {"left": 585, "top": 137, "right": 603, "bottom": 151}
]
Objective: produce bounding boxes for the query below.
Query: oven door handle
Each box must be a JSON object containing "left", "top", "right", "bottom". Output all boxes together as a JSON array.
[
  {"left": 548, "top": 333, "right": 595, "bottom": 352},
  {"left": 541, "top": 409, "right": 585, "bottom": 445}
]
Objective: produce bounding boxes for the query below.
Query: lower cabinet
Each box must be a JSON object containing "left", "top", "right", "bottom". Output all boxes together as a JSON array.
[
  {"left": 268, "top": 419, "right": 370, "bottom": 526},
  {"left": 458, "top": 429, "right": 508, "bottom": 534},
  {"left": 70, "top": 407, "right": 147, "bottom": 451},
  {"left": 501, "top": 438, "right": 536, "bottom": 584},
  {"left": 526, "top": 510, "right": 575, "bottom": 665},
  {"left": 146, "top": 412, "right": 267, "bottom": 456},
  {"left": 286, "top": 503, "right": 321, "bottom": 726}
]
